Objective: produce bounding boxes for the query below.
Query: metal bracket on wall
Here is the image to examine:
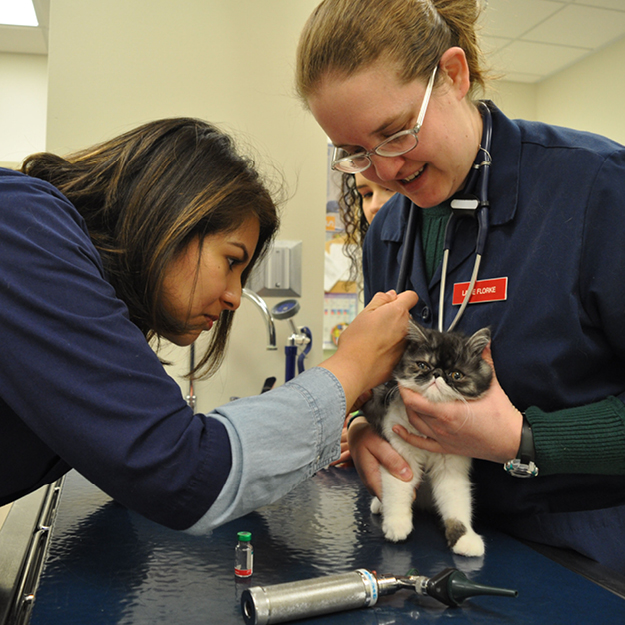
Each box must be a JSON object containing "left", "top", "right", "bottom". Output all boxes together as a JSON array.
[{"left": 248, "top": 240, "right": 302, "bottom": 298}]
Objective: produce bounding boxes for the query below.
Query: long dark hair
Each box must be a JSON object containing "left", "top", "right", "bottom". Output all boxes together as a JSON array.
[{"left": 21, "top": 118, "right": 280, "bottom": 377}]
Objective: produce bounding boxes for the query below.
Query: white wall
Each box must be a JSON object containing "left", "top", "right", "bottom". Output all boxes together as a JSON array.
[
  {"left": 45, "top": 0, "right": 326, "bottom": 412},
  {"left": 0, "top": 52, "right": 47, "bottom": 165}
]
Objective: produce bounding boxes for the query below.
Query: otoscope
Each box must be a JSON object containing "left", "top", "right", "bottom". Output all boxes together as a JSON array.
[{"left": 241, "top": 566, "right": 518, "bottom": 624}]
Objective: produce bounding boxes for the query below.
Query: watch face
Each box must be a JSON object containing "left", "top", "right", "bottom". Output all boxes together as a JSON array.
[{"left": 504, "top": 459, "right": 539, "bottom": 478}]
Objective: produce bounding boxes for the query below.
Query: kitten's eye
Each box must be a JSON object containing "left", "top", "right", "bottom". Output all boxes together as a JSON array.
[
  {"left": 416, "top": 362, "right": 431, "bottom": 372},
  {"left": 449, "top": 371, "right": 464, "bottom": 381}
]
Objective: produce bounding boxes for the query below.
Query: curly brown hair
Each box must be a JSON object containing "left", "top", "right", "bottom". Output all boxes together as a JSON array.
[{"left": 336, "top": 173, "right": 369, "bottom": 284}]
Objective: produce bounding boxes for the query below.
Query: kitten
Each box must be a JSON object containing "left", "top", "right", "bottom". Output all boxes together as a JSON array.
[{"left": 362, "top": 321, "right": 492, "bottom": 557}]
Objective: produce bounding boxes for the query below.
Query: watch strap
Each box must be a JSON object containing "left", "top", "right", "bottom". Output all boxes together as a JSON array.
[
  {"left": 518, "top": 417, "right": 535, "bottom": 465},
  {"left": 503, "top": 414, "right": 539, "bottom": 477}
]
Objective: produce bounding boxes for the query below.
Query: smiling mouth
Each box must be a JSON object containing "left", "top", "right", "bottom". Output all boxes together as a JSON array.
[{"left": 401, "top": 164, "right": 426, "bottom": 184}]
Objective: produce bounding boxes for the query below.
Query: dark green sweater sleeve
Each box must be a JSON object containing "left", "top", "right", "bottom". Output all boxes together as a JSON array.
[{"left": 525, "top": 396, "right": 625, "bottom": 475}]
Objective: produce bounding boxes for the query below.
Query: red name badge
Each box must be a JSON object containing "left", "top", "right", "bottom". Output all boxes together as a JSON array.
[{"left": 452, "top": 277, "right": 508, "bottom": 306}]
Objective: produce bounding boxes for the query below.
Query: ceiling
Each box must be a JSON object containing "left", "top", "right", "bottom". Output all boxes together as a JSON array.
[
  {"left": 479, "top": 0, "right": 625, "bottom": 82},
  {"left": 0, "top": 0, "right": 48, "bottom": 54},
  {"left": 0, "top": 0, "right": 624, "bottom": 84}
]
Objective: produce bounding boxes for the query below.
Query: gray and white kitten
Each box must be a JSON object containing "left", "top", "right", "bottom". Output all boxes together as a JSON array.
[{"left": 362, "top": 321, "right": 492, "bottom": 557}]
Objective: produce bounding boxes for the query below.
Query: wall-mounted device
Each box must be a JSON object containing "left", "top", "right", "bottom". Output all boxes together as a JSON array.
[{"left": 248, "top": 240, "right": 302, "bottom": 298}]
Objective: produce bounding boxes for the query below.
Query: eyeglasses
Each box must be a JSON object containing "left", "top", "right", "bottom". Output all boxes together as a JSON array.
[{"left": 331, "top": 65, "right": 438, "bottom": 174}]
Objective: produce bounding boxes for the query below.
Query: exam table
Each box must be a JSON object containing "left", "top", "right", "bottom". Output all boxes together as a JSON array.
[{"left": 1, "top": 467, "right": 624, "bottom": 624}]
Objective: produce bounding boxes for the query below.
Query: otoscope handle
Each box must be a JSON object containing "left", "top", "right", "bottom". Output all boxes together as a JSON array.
[
  {"left": 284, "top": 344, "right": 297, "bottom": 382},
  {"left": 241, "top": 569, "right": 379, "bottom": 625}
]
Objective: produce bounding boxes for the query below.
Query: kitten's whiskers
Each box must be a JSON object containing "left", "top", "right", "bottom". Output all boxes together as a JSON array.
[{"left": 452, "top": 397, "right": 473, "bottom": 434}]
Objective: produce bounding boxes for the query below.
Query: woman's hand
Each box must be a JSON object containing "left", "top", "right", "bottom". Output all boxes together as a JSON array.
[
  {"left": 394, "top": 345, "right": 523, "bottom": 463},
  {"left": 330, "top": 417, "right": 352, "bottom": 466},
  {"left": 320, "top": 289, "right": 418, "bottom": 411},
  {"left": 347, "top": 416, "right": 413, "bottom": 498}
]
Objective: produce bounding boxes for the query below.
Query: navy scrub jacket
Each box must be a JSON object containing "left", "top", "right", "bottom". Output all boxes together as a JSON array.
[{"left": 363, "top": 103, "right": 625, "bottom": 523}]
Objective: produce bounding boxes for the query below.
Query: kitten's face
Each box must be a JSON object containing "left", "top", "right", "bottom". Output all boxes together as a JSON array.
[{"left": 395, "top": 324, "right": 492, "bottom": 403}]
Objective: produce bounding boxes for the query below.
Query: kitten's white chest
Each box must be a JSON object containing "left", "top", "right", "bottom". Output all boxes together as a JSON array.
[
  {"left": 380, "top": 397, "right": 430, "bottom": 464},
  {"left": 373, "top": 397, "right": 484, "bottom": 557}
]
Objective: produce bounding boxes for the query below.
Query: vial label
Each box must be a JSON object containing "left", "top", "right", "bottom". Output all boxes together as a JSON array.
[
  {"left": 234, "top": 550, "right": 254, "bottom": 577},
  {"left": 235, "top": 564, "right": 253, "bottom": 577}
]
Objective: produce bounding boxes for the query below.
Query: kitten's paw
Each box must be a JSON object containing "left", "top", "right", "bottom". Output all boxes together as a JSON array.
[
  {"left": 382, "top": 513, "right": 413, "bottom": 542},
  {"left": 370, "top": 497, "right": 382, "bottom": 515},
  {"left": 451, "top": 531, "right": 485, "bottom": 557},
  {"left": 445, "top": 519, "right": 485, "bottom": 557}
]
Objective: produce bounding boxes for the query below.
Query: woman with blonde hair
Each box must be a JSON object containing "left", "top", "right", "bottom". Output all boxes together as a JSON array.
[{"left": 297, "top": 0, "right": 625, "bottom": 572}]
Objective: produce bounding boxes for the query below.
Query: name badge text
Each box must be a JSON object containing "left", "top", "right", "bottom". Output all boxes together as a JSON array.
[{"left": 452, "top": 277, "right": 508, "bottom": 306}]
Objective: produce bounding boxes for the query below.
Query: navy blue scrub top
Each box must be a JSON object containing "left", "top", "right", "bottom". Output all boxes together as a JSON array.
[{"left": 363, "top": 104, "right": 625, "bottom": 521}]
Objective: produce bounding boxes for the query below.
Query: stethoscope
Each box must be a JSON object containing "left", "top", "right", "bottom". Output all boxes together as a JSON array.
[{"left": 395, "top": 101, "right": 493, "bottom": 333}]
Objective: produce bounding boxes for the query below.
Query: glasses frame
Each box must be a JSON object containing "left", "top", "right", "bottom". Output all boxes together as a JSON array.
[{"left": 331, "top": 65, "right": 438, "bottom": 174}]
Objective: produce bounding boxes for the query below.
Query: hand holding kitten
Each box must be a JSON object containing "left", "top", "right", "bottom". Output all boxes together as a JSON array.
[{"left": 395, "top": 344, "right": 523, "bottom": 464}]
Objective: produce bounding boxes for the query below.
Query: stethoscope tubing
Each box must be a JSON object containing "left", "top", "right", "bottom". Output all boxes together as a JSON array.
[
  {"left": 396, "top": 102, "right": 493, "bottom": 333},
  {"left": 395, "top": 205, "right": 419, "bottom": 293}
]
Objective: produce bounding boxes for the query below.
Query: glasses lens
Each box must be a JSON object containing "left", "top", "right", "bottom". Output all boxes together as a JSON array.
[
  {"left": 332, "top": 152, "right": 370, "bottom": 173},
  {"left": 375, "top": 131, "right": 418, "bottom": 158}
]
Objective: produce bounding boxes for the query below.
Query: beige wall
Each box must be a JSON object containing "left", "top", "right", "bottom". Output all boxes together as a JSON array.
[
  {"left": 486, "top": 36, "right": 625, "bottom": 145},
  {"left": 486, "top": 80, "right": 537, "bottom": 121},
  {"left": 46, "top": 0, "right": 326, "bottom": 411},
  {"left": 0, "top": 52, "right": 47, "bottom": 164},
  {"left": 10, "top": 3, "right": 625, "bottom": 410},
  {"left": 537, "top": 35, "right": 625, "bottom": 144}
]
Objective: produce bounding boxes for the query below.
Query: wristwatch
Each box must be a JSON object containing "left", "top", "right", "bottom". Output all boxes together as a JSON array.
[{"left": 503, "top": 416, "right": 539, "bottom": 478}]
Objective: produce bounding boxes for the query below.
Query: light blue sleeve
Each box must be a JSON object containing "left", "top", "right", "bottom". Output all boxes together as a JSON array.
[{"left": 185, "top": 367, "right": 346, "bottom": 534}]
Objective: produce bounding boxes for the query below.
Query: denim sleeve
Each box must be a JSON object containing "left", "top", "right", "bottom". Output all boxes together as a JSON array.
[{"left": 186, "top": 367, "right": 346, "bottom": 534}]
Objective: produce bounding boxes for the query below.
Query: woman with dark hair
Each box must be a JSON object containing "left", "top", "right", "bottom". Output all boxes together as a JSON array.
[
  {"left": 0, "top": 117, "right": 417, "bottom": 531},
  {"left": 337, "top": 171, "right": 394, "bottom": 283},
  {"left": 333, "top": 171, "right": 394, "bottom": 465},
  {"left": 21, "top": 118, "right": 279, "bottom": 376}
]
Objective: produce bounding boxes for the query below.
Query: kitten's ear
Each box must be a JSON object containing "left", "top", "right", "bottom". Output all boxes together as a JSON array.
[
  {"left": 407, "top": 319, "right": 428, "bottom": 342},
  {"left": 467, "top": 327, "right": 491, "bottom": 356}
]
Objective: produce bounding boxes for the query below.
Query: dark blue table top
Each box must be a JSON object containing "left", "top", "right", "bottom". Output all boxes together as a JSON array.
[{"left": 30, "top": 468, "right": 625, "bottom": 625}]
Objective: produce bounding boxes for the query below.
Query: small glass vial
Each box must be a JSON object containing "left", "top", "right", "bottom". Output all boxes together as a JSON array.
[{"left": 234, "top": 531, "right": 254, "bottom": 578}]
